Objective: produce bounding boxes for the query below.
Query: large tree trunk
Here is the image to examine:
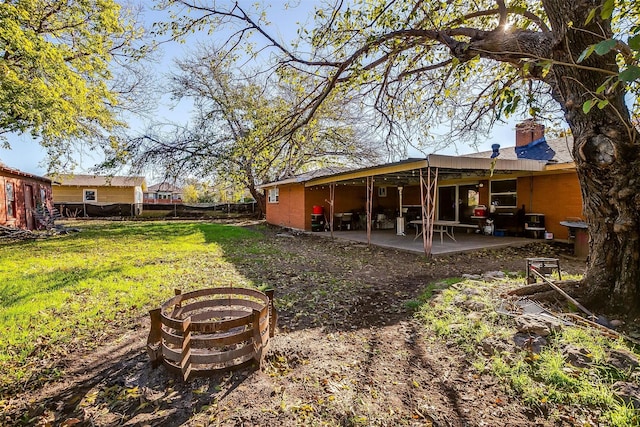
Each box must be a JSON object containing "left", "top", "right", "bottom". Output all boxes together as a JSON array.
[
  {"left": 572, "top": 117, "right": 640, "bottom": 312},
  {"left": 542, "top": 0, "right": 640, "bottom": 312},
  {"left": 248, "top": 185, "right": 266, "bottom": 218}
]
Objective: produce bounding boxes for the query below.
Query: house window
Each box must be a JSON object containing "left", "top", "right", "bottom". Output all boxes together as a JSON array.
[
  {"left": 83, "top": 189, "right": 97, "bottom": 202},
  {"left": 40, "top": 187, "right": 46, "bottom": 205},
  {"left": 6, "top": 182, "right": 16, "bottom": 217},
  {"left": 490, "top": 179, "right": 517, "bottom": 208},
  {"left": 268, "top": 188, "right": 279, "bottom": 203}
]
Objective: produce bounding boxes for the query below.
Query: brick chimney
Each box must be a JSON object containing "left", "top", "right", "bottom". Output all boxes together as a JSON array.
[{"left": 515, "top": 119, "right": 545, "bottom": 147}]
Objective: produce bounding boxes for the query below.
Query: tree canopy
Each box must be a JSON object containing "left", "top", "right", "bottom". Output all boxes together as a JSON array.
[
  {"left": 158, "top": 0, "right": 638, "bottom": 143},
  {"left": 0, "top": 0, "right": 148, "bottom": 168},
  {"left": 104, "top": 44, "right": 382, "bottom": 212}
]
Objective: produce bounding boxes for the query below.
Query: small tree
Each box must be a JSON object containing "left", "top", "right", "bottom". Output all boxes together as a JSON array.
[
  {"left": 181, "top": 183, "right": 199, "bottom": 203},
  {"left": 0, "top": 0, "right": 150, "bottom": 169}
]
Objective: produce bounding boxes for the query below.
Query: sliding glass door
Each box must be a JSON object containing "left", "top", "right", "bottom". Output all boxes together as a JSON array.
[{"left": 437, "top": 184, "right": 479, "bottom": 223}]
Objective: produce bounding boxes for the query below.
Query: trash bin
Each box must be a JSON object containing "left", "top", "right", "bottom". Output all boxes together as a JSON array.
[{"left": 311, "top": 213, "right": 325, "bottom": 231}]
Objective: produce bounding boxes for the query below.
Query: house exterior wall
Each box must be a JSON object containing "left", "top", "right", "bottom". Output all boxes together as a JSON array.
[
  {"left": 265, "top": 183, "right": 307, "bottom": 229},
  {"left": 143, "top": 194, "right": 183, "bottom": 204},
  {"left": 0, "top": 172, "right": 53, "bottom": 230},
  {"left": 517, "top": 171, "right": 583, "bottom": 239},
  {"left": 331, "top": 186, "right": 368, "bottom": 213},
  {"left": 273, "top": 184, "right": 423, "bottom": 231},
  {"left": 52, "top": 185, "right": 138, "bottom": 204},
  {"left": 265, "top": 169, "right": 583, "bottom": 237},
  {"left": 268, "top": 183, "right": 398, "bottom": 230}
]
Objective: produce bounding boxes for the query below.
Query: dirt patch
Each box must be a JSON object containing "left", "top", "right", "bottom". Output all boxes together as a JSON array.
[{"left": 2, "top": 225, "right": 589, "bottom": 426}]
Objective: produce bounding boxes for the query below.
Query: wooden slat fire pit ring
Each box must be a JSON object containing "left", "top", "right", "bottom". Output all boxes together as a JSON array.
[{"left": 146, "top": 287, "right": 276, "bottom": 380}]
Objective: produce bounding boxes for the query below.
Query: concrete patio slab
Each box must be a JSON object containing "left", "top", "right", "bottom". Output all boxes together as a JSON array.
[{"left": 308, "top": 228, "right": 534, "bottom": 256}]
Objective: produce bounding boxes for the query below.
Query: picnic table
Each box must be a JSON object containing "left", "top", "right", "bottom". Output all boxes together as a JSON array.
[{"left": 410, "top": 220, "right": 458, "bottom": 244}]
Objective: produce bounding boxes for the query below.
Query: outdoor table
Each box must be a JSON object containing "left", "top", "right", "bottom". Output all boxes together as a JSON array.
[{"left": 410, "top": 220, "right": 458, "bottom": 243}]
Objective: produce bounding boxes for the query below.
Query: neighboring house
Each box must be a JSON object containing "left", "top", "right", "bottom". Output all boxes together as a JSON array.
[
  {"left": 51, "top": 174, "right": 146, "bottom": 217},
  {"left": 0, "top": 163, "right": 53, "bottom": 230},
  {"left": 144, "top": 182, "right": 183, "bottom": 204},
  {"left": 259, "top": 120, "right": 583, "bottom": 241}
]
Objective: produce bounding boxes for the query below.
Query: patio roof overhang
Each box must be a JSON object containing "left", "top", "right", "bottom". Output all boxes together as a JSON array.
[{"left": 304, "top": 154, "right": 546, "bottom": 187}]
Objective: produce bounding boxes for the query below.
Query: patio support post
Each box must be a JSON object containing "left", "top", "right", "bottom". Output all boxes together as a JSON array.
[
  {"left": 397, "top": 185, "right": 405, "bottom": 236},
  {"left": 366, "top": 176, "right": 373, "bottom": 246},
  {"left": 329, "top": 182, "right": 335, "bottom": 238},
  {"left": 419, "top": 168, "right": 438, "bottom": 257}
]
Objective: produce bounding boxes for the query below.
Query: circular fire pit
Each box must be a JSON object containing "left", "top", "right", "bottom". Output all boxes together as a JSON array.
[{"left": 146, "top": 287, "right": 276, "bottom": 380}]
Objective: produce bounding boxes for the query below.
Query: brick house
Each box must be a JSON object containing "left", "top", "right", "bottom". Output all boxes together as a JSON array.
[
  {"left": 259, "top": 121, "right": 583, "bottom": 241},
  {"left": 143, "top": 182, "right": 183, "bottom": 204},
  {"left": 0, "top": 163, "right": 53, "bottom": 230}
]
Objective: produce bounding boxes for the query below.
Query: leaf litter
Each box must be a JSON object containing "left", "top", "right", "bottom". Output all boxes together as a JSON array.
[{"left": 3, "top": 224, "right": 593, "bottom": 426}]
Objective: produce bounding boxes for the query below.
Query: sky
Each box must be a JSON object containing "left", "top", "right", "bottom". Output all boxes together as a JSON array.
[{"left": 0, "top": 0, "right": 521, "bottom": 178}]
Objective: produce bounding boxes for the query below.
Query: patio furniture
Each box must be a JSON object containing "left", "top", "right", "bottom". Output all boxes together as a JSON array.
[
  {"left": 524, "top": 213, "right": 546, "bottom": 238},
  {"left": 311, "top": 213, "right": 326, "bottom": 232},
  {"left": 375, "top": 213, "right": 395, "bottom": 229},
  {"left": 410, "top": 220, "right": 458, "bottom": 243}
]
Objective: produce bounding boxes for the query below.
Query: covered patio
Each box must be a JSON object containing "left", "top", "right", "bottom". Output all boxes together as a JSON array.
[
  {"left": 262, "top": 122, "right": 584, "bottom": 257},
  {"left": 312, "top": 227, "right": 533, "bottom": 256},
  {"left": 301, "top": 155, "right": 545, "bottom": 256}
]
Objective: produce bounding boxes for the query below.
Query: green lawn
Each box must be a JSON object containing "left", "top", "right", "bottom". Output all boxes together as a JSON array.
[{"left": 0, "top": 221, "right": 266, "bottom": 394}]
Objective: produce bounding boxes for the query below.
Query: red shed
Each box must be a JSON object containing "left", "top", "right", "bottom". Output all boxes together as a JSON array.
[{"left": 0, "top": 163, "right": 53, "bottom": 230}]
